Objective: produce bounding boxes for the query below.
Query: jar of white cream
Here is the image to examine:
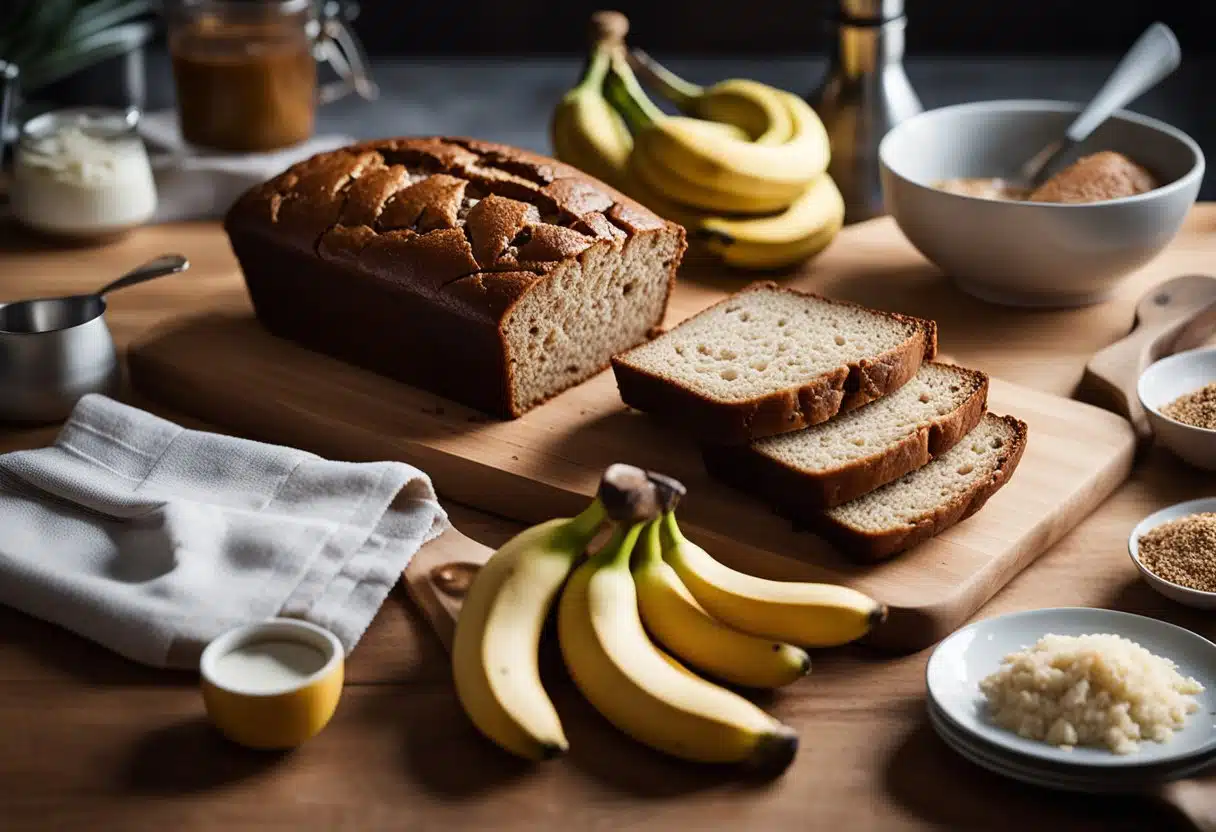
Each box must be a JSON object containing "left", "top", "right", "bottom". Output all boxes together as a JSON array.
[{"left": 11, "top": 107, "right": 158, "bottom": 241}]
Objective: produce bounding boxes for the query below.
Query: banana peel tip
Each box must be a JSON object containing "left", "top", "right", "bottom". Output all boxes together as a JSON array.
[
  {"left": 746, "top": 726, "right": 799, "bottom": 779},
  {"left": 869, "top": 603, "right": 890, "bottom": 631}
]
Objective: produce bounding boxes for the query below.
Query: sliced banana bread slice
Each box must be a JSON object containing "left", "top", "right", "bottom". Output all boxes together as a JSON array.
[
  {"left": 702, "top": 363, "right": 988, "bottom": 510},
  {"left": 611, "top": 283, "right": 937, "bottom": 444},
  {"left": 815, "top": 413, "right": 1027, "bottom": 562}
]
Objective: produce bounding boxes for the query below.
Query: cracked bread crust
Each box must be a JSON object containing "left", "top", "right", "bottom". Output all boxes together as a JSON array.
[
  {"left": 702, "top": 364, "right": 989, "bottom": 511},
  {"left": 224, "top": 136, "right": 685, "bottom": 418},
  {"left": 814, "top": 414, "right": 1028, "bottom": 562},
  {"left": 610, "top": 283, "right": 938, "bottom": 445}
]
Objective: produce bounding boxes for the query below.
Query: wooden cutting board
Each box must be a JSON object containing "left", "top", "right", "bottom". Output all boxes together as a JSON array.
[{"left": 126, "top": 256, "right": 1136, "bottom": 653}]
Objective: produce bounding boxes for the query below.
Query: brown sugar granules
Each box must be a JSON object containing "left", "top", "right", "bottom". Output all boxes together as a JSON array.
[
  {"left": 1161, "top": 383, "right": 1216, "bottom": 429},
  {"left": 1138, "top": 513, "right": 1216, "bottom": 592}
]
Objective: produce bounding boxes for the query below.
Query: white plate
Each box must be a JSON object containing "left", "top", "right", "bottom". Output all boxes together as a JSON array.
[
  {"left": 929, "top": 705, "right": 1216, "bottom": 793},
  {"left": 929, "top": 692, "right": 1216, "bottom": 775},
  {"left": 928, "top": 700, "right": 1216, "bottom": 786},
  {"left": 1128, "top": 498, "right": 1216, "bottom": 610},
  {"left": 930, "top": 706, "right": 1112, "bottom": 793},
  {"left": 927, "top": 707, "right": 1216, "bottom": 793},
  {"left": 926, "top": 608, "right": 1216, "bottom": 769}
]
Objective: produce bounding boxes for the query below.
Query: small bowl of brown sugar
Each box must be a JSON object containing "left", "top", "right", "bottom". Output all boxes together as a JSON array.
[
  {"left": 1130, "top": 498, "right": 1216, "bottom": 609},
  {"left": 1139, "top": 347, "right": 1216, "bottom": 470}
]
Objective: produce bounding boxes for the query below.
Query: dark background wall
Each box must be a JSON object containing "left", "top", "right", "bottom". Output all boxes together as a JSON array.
[{"left": 350, "top": 1, "right": 1216, "bottom": 56}]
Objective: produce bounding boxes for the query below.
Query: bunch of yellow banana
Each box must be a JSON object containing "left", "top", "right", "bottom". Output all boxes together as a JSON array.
[
  {"left": 451, "top": 463, "right": 888, "bottom": 774},
  {"left": 549, "top": 11, "right": 844, "bottom": 271}
]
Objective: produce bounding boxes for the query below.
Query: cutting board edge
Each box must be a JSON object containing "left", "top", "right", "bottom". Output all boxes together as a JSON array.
[
  {"left": 128, "top": 311, "right": 1141, "bottom": 653},
  {"left": 868, "top": 427, "right": 1137, "bottom": 651}
]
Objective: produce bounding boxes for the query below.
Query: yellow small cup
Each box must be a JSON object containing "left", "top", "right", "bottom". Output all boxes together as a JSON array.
[{"left": 200, "top": 618, "right": 345, "bottom": 750}]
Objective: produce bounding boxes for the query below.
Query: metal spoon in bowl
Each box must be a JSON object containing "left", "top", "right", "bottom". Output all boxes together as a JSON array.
[
  {"left": 1017, "top": 22, "right": 1181, "bottom": 189},
  {"left": 0, "top": 253, "right": 189, "bottom": 423}
]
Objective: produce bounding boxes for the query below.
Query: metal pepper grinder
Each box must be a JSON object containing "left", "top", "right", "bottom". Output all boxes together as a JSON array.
[{"left": 808, "top": 0, "right": 922, "bottom": 224}]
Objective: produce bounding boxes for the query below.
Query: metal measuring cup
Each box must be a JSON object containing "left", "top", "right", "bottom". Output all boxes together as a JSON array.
[{"left": 0, "top": 254, "right": 189, "bottom": 423}]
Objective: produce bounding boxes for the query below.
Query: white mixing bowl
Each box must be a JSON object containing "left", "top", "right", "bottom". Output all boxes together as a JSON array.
[{"left": 879, "top": 100, "right": 1204, "bottom": 307}]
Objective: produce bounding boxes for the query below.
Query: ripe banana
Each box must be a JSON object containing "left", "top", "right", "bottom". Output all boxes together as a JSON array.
[
  {"left": 550, "top": 42, "right": 633, "bottom": 188},
  {"left": 629, "top": 140, "right": 800, "bottom": 214},
  {"left": 451, "top": 498, "right": 606, "bottom": 761},
  {"left": 700, "top": 174, "right": 845, "bottom": 270},
  {"left": 658, "top": 510, "right": 886, "bottom": 647},
  {"left": 555, "top": 14, "right": 840, "bottom": 271},
  {"left": 629, "top": 50, "right": 794, "bottom": 146},
  {"left": 692, "top": 79, "right": 795, "bottom": 146},
  {"left": 633, "top": 90, "right": 830, "bottom": 205},
  {"left": 605, "top": 50, "right": 822, "bottom": 204},
  {"left": 558, "top": 521, "right": 799, "bottom": 773},
  {"left": 642, "top": 474, "right": 887, "bottom": 647},
  {"left": 551, "top": 43, "right": 708, "bottom": 229},
  {"left": 633, "top": 519, "right": 811, "bottom": 689}
]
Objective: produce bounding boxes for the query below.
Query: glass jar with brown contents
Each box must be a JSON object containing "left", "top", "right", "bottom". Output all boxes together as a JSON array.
[{"left": 167, "top": 0, "right": 376, "bottom": 153}]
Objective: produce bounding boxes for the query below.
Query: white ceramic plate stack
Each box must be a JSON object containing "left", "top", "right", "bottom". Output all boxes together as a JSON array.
[{"left": 925, "top": 607, "right": 1216, "bottom": 793}]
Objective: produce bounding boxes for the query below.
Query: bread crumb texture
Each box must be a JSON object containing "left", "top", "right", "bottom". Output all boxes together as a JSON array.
[
  {"left": 825, "top": 413, "right": 1014, "bottom": 531},
  {"left": 979, "top": 633, "right": 1203, "bottom": 754},
  {"left": 752, "top": 363, "right": 984, "bottom": 470},
  {"left": 620, "top": 287, "right": 924, "bottom": 403}
]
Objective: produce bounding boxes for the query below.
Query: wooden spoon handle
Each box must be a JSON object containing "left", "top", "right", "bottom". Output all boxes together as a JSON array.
[
  {"left": 1081, "top": 275, "right": 1216, "bottom": 440},
  {"left": 402, "top": 525, "right": 493, "bottom": 651}
]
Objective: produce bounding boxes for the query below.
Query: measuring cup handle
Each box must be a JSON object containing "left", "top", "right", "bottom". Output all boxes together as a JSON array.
[
  {"left": 98, "top": 254, "right": 190, "bottom": 297},
  {"left": 315, "top": 1, "right": 379, "bottom": 105}
]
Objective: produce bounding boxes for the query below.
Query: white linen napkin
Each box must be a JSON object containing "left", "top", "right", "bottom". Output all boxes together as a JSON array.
[
  {"left": 0, "top": 395, "right": 448, "bottom": 668},
  {"left": 138, "top": 110, "right": 354, "bottom": 223}
]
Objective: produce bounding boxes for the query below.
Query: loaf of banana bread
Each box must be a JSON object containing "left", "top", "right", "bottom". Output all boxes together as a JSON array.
[{"left": 224, "top": 137, "right": 686, "bottom": 418}]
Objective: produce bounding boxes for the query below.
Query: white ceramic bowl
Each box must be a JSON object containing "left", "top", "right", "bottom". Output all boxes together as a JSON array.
[
  {"left": 1129, "top": 497, "right": 1216, "bottom": 610},
  {"left": 880, "top": 100, "right": 1204, "bottom": 307},
  {"left": 926, "top": 607, "right": 1216, "bottom": 769},
  {"left": 1138, "top": 347, "right": 1216, "bottom": 471}
]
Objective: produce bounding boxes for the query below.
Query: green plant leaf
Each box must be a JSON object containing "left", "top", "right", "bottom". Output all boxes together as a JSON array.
[
  {"left": 20, "top": 20, "right": 154, "bottom": 91},
  {"left": 61, "top": 0, "right": 154, "bottom": 46}
]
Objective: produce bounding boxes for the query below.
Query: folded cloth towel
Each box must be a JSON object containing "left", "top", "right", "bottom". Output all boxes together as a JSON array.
[
  {"left": 0, "top": 395, "right": 448, "bottom": 668},
  {"left": 138, "top": 110, "right": 354, "bottom": 223}
]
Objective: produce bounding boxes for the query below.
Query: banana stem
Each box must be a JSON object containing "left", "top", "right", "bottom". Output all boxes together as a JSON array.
[
  {"left": 628, "top": 48, "right": 704, "bottom": 111},
  {"left": 566, "top": 497, "right": 608, "bottom": 541},
  {"left": 658, "top": 511, "right": 686, "bottom": 552},
  {"left": 589, "top": 10, "right": 630, "bottom": 48},
  {"left": 573, "top": 9, "right": 632, "bottom": 96},
  {"left": 595, "top": 521, "right": 646, "bottom": 568},
  {"left": 574, "top": 42, "right": 613, "bottom": 94},
  {"left": 647, "top": 472, "right": 687, "bottom": 513},
  {"left": 603, "top": 47, "right": 667, "bottom": 134},
  {"left": 598, "top": 463, "right": 660, "bottom": 525},
  {"left": 635, "top": 518, "right": 664, "bottom": 566}
]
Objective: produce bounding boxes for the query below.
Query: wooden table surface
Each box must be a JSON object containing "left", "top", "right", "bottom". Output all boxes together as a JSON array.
[{"left": 2, "top": 210, "right": 1216, "bottom": 831}]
